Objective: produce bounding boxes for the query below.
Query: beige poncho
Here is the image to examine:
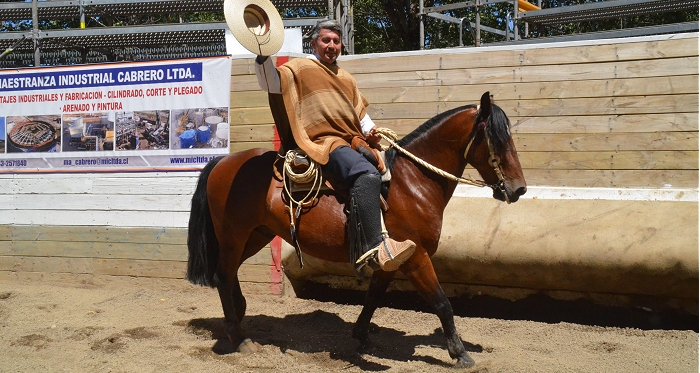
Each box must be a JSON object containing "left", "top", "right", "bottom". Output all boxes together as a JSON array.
[{"left": 275, "top": 58, "right": 369, "bottom": 165}]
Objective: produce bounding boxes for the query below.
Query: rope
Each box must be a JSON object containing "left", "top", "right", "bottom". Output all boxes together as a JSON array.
[
  {"left": 283, "top": 150, "right": 318, "bottom": 184},
  {"left": 282, "top": 150, "right": 323, "bottom": 208},
  {"left": 374, "top": 127, "right": 488, "bottom": 188}
]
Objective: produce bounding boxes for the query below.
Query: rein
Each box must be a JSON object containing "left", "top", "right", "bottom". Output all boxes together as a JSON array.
[
  {"left": 375, "top": 110, "right": 511, "bottom": 203},
  {"left": 281, "top": 149, "right": 324, "bottom": 267}
]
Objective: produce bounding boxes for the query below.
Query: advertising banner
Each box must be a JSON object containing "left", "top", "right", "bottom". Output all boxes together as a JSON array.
[{"left": 0, "top": 57, "right": 231, "bottom": 173}]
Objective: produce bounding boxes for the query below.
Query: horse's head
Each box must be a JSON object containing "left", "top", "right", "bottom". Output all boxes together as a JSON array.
[{"left": 466, "top": 92, "right": 527, "bottom": 203}]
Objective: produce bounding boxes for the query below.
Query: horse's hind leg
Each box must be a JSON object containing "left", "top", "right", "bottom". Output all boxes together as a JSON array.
[
  {"left": 216, "top": 268, "right": 255, "bottom": 351},
  {"left": 403, "top": 252, "right": 475, "bottom": 368},
  {"left": 352, "top": 270, "right": 396, "bottom": 348},
  {"left": 217, "top": 229, "right": 273, "bottom": 353}
]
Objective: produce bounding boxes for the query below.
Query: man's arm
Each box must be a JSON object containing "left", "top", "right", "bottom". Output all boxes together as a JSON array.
[
  {"left": 359, "top": 114, "right": 375, "bottom": 136},
  {"left": 255, "top": 55, "right": 281, "bottom": 94},
  {"left": 360, "top": 114, "right": 383, "bottom": 147}
]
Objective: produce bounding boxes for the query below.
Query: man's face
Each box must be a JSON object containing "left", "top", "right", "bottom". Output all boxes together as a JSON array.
[{"left": 311, "top": 28, "right": 341, "bottom": 64}]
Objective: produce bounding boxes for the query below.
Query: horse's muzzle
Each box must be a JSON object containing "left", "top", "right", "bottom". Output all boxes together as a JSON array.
[{"left": 493, "top": 184, "right": 527, "bottom": 203}]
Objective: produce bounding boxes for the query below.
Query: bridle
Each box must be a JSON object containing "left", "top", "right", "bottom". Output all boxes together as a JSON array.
[
  {"left": 376, "top": 107, "right": 511, "bottom": 203},
  {"left": 462, "top": 115, "right": 510, "bottom": 204}
]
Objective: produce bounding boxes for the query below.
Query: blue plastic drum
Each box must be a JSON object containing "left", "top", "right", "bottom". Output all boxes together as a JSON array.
[
  {"left": 180, "top": 129, "right": 196, "bottom": 148},
  {"left": 196, "top": 125, "right": 211, "bottom": 143}
]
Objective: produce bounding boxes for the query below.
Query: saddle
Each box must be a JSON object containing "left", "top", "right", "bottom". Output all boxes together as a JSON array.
[
  {"left": 273, "top": 136, "right": 391, "bottom": 196},
  {"left": 275, "top": 138, "right": 391, "bottom": 269}
]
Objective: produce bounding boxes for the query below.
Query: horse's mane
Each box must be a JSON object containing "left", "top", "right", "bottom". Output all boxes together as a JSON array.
[{"left": 384, "top": 103, "right": 511, "bottom": 171}]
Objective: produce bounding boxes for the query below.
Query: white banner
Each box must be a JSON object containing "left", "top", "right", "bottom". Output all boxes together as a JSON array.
[{"left": 0, "top": 57, "right": 231, "bottom": 172}]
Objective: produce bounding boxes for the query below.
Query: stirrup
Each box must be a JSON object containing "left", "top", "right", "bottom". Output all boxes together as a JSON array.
[{"left": 355, "top": 247, "right": 379, "bottom": 266}]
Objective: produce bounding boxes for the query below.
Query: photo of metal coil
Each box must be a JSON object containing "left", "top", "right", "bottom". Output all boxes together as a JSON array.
[{"left": 7, "top": 117, "right": 61, "bottom": 152}]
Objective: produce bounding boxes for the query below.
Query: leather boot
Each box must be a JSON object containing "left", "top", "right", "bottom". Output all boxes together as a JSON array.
[
  {"left": 351, "top": 174, "right": 416, "bottom": 272},
  {"left": 375, "top": 237, "right": 416, "bottom": 272}
]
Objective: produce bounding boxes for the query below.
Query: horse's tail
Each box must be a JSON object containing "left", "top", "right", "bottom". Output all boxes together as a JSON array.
[{"left": 186, "top": 156, "right": 224, "bottom": 288}]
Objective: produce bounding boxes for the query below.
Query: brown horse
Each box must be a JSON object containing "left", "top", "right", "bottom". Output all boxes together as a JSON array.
[{"left": 187, "top": 92, "right": 526, "bottom": 368}]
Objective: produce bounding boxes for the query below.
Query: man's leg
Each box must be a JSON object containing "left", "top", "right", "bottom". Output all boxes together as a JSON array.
[{"left": 322, "top": 146, "right": 415, "bottom": 272}]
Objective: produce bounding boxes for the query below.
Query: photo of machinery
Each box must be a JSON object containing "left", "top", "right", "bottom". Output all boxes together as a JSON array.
[
  {"left": 0, "top": 118, "right": 5, "bottom": 153},
  {"left": 6, "top": 115, "right": 62, "bottom": 153},
  {"left": 170, "top": 107, "right": 229, "bottom": 149},
  {"left": 115, "top": 110, "right": 170, "bottom": 151},
  {"left": 61, "top": 113, "right": 114, "bottom": 152}
]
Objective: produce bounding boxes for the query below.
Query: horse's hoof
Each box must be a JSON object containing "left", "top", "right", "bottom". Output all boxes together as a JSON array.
[
  {"left": 357, "top": 339, "right": 375, "bottom": 354},
  {"left": 237, "top": 338, "right": 262, "bottom": 353},
  {"left": 455, "top": 354, "right": 476, "bottom": 369}
]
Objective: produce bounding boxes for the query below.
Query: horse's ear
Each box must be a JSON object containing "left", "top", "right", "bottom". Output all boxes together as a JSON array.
[{"left": 479, "top": 91, "right": 491, "bottom": 119}]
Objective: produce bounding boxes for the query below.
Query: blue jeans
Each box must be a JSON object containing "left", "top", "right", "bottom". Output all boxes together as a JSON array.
[{"left": 321, "top": 146, "right": 379, "bottom": 190}]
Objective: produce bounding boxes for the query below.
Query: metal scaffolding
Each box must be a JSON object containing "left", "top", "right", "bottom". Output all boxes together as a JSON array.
[
  {"left": 0, "top": 0, "right": 351, "bottom": 68},
  {"left": 419, "top": 0, "right": 698, "bottom": 48}
]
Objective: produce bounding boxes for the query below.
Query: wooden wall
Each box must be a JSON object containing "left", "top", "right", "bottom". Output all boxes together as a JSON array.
[
  {"left": 1, "top": 33, "right": 697, "bottom": 293},
  {"left": 0, "top": 173, "right": 284, "bottom": 295},
  {"left": 230, "top": 33, "right": 698, "bottom": 188}
]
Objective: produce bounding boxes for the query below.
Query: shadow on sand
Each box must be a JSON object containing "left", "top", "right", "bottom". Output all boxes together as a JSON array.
[{"left": 185, "top": 310, "right": 483, "bottom": 371}]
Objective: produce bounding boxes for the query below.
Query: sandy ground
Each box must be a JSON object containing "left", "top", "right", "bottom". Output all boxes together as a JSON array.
[{"left": 0, "top": 276, "right": 697, "bottom": 373}]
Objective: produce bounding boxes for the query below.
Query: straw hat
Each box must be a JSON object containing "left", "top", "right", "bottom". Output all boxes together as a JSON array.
[{"left": 224, "top": 0, "right": 284, "bottom": 56}]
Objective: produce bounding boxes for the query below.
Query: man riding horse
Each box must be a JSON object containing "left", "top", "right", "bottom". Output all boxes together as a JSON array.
[{"left": 254, "top": 20, "right": 416, "bottom": 272}]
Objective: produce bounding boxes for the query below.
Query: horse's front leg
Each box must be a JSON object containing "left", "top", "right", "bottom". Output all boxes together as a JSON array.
[
  {"left": 352, "top": 269, "right": 396, "bottom": 348},
  {"left": 402, "top": 249, "right": 475, "bottom": 369}
]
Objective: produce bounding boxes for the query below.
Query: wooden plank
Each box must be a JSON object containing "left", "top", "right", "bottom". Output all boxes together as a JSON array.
[
  {"left": 353, "top": 57, "right": 698, "bottom": 89},
  {"left": 229, "top": 107, "right": 274, "bottom": 125},
  {"left": 10, "top": 225, "right": 187, "bottom": 244},
  {"left": 231, "top": 58, "right": 256, "bottom": 76},
  {"left": 4, "top": 225, "right": 273, "bottom": 262},
  {"left": 230, "top": 123, "right": 275, "bottom": 142},
  {"left": 230, "top": 141, "right": 274, "bottom": 153},
  {"left": 0, "top": 177, "right": 93, "bottom": 194},
  {"left": 508, "top": 95, "right": 699, "bottom": 117},
  {"left": 94, "top": 258, "right": 186, "bottom": 278},
  {"left": 372, "top": 112, "right": 699, "bottom": 137},
  {"left": 6, "top": 194, "right": 191, "bottom": 212},
  {"left": 231, "top": 74, "right": 263, "bottom": 92},
  {"left": 0, "top": 255, "right": 129, "bottom": 276},
  {"left": 244, "top": 248, "right": 274, "bottom": 266},
  {"left": 0, "top": 256, "right": 185, "bottom": 278},
  {"left": 367, "top": 94, "right": 698, "bottom": 119},
  {"left": 361, "top": 75, "right": 698, "bottom": 104},
  {"left": 231, "top": 90, "right": 269, "bottom": 108},
  {"left": 0, "top": 271, "right": 175, "bottom": 286},
  {"left": 0, "top": 225, "right": 10, "bottom": 241},
  {"left": 517, "top": 169, "right": 698, "bottom": 188},
  {"left": 521, "top": 36, "right": 697, "bottom": 65},
  {"left": 91, "top": 176, "right": 198, "bottom": 195},
  {"left": 513, "top": 132, "right": 698, "bottom": 152},
  {"left": 0, "top": 256, "right": 278, "bottom": 282},
  {"left": 3, "top": 241, "right": 272, "bottom": 266},
  {"left": 3, "top": 241, "right": 188, "bottom": 261},
  {"left": 0, "top": 174, "right": 199, "bottom": 195},
  {"left": 342, "top": 49, "right": 523, "bottom": 74},
  {"left": 518, "top": 150, "right": 698, "bottom": 170},
  {"left": 510, "top": 113, "right": 699, "bottom": 134},
  {"left": 0, "top": 171, "right": 193, "bottom": 179},
  {"left": 0, "top": 210, "right": 190, "bottom": 228},
  {"left": 342, "top": 37, "right": 699, "bottom": 73},
  {"left": 230, "top": 55, "right": 290, "bottom": 76},
  {"left": 612, "top": 36, "right": 698, "bottom": 61},
  {"left": 0, "top": 271, "right": 285, "bottom": 296}
]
